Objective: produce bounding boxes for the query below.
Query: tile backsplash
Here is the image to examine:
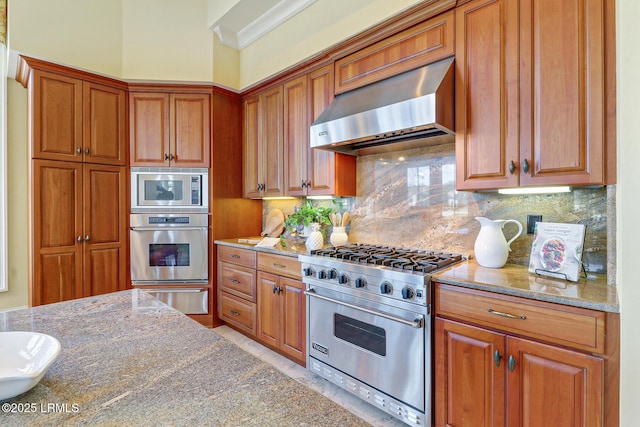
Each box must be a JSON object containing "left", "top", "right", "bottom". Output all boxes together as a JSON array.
[{"left": 264, "top": 143, "right": 613, "bottom": 278}]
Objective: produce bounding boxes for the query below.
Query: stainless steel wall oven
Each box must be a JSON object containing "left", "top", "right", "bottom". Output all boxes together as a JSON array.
[{"left": 130, "top": 213, "right": 209, "bottom": 315}]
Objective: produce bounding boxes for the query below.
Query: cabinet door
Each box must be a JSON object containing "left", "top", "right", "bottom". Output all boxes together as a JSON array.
[
  {"left": 455, "top": 0, "right": 520, "bottom": 190},
  {"left": 279, "top": 277, "right": 306, "bottom": 363},
  {"left": 83, "top": 165, "right": 127, "bottom": 297},
  {"left": 284, "top": 76, "right": 308, "bottom": 196},
  {"left": 32, "top": 160, "right": 83, "bottom": 305},
  {"left": 506, "top": 337, "right": 604, "bottom": 427},
  {"left": 129, "top": 92, "right": 170, "bottom": 166},
  {"left": 83, "top": 82, "right": 126, "bottom": 165},
  {"left": 519, "top": 0, "right": 605, "bottom": 186},
  {"left": 260, "top": 86, "right": 284, "bottom": 197},
  {"left": 257, "top": 271, "right": 279, "bottom": 348},
  {"left": 243, "top": 96, "right": 262, "bottom": 198},
  {"left": 170, "top": 93, "right": 211, "bottom": 167},
  {"left": 32, "top": 71, "right": 83, "bottom": 162},
  {"left": 307, "top": 65, "right": 357, "bottom": 197},
  {"left": 435, "top": 318, "right": 506, "bottom": 427}
]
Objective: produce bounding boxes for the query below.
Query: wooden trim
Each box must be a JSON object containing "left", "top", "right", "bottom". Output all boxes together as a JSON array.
[{"left": 604, "top": 0, "right": 616, "bottom": 184}]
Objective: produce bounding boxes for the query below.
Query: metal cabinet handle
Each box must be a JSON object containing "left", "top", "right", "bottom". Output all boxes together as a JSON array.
[
  {"left": 273, "top": 263, "right": 286, "bottom": 269},
  {"left": 77, "top": 235, "right": 82, "bottom": 243},
  {"left": 508, "top": 355, "right": 517, "bottom": 372},
  {"left": 494, "top": 350, "right": 502, "bottom": 367},
  {"left": 277, "top": 286, "right": 282, "bottom": 294},
  {"left": 170, "top": 153, "right": 175, "bottom": 161},
  {"left": 230, "top": 310, "right": 240, "bottom": 316},
  {"left": 85, "top": 147, "right": 90, "bottom": 155},
  {"left": 84, "top": 235, "right": 90, "bottom": 242},
  {"left": 487, "top": 308, "right": 526, "bottom": 320},
  {"left": 164, "top": 153, "right": 170, "bottom": 161},
  {"left": 230, "top": 254, "right": 240, "bottom": 259},
  {"left": 76, "top": 147, "right": 82, "bottom": 154},
  {"left": 508, "top": 161, "right": 516, "bottom": 175},
  {"left": 229, "top": 278, "right": 240, "bottom": 284},
  {"left": 522, "top": 158, "right": 530, "bottom": 174},
  {"left": 272, "top": 285, "right": 278, "bottom": 294}
]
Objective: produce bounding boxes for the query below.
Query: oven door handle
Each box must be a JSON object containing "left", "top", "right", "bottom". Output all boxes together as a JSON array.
[
  {"left": 304, "top": 288, "right": 424, "bottom": 329},
  {"left": 130, "top": 227, "right": 207, "bottom": 231}
]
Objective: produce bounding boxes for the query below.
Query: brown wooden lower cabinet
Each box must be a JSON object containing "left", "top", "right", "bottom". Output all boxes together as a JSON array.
[
  {"left": 32, "top": 160, "right": 127, "bottom": 306},
  {"left": 434, "top": 283, "right": 618, "bottom": 427},
  {"left": 217, "top": 246, "right": 306, "bottom": 366}
]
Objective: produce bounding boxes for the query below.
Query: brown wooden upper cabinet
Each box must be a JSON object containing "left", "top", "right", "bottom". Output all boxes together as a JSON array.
[
  {"left": 130, "top": 90, "right": 211, "bottom": 167},
  {"left": 31, "top": 70, "right": 126, "bottom": 166},
  {"left": 284, "top": 66, "right": 356, "bottom": 197},
  {"left": 243, "top": 86, "right": 285, "bottom": 198},
  {"left": 455, "top": 0, "right": 613, "bottom": 190},
  {"left": 334, "top": 10, "right": 455, "bottom": 94}
]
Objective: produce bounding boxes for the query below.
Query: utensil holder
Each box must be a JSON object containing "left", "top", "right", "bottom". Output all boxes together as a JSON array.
[{"left": 330, "top": 226, "right": 348, "bottom": 247}]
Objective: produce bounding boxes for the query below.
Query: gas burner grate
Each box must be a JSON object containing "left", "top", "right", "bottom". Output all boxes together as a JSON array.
[{"left": 310, "top": 244, "right": 463, "bottom": 273}]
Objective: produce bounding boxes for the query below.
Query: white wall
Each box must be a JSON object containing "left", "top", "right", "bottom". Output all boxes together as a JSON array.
[
  {"left": 617, "top": 0, "right": 640, "bottom": 424},
  {"left": 122, "top": 0, "right": 213, "bottom": 81},
  {"left": 238, "top": 0, "right": 421, "bottom": 87}
]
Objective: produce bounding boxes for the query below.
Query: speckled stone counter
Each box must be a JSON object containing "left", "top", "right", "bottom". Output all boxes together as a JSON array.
[
  {"left": 434, "top": 260, "right": 619, "bottom": 313},
  {"left": 0, "top": 290, "right": 370, "bottom": 426},
  {"left": 215, "top": 237, "right": 312, "bottom": 258}
]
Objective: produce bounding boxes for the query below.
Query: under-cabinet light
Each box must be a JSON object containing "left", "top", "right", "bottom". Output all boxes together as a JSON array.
[
  {"left": 262, "top": 196, "right": 297, "bottom": 200},
  {"left": 306, "top": 195, "right": 335, "bottom": 200},
  {"left": 498, "top": 186, "right": 571, "bottom": 195}
]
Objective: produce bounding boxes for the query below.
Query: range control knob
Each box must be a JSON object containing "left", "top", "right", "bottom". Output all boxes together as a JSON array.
[
  {"left": 318, "top": 270, "right": 328, "bottom": 280},
  {"left": 303, "top": 267, "right": 315, "bottom": 277},
  {"left": 354, "top": 277, "right": 367, "bottom": 288},
  {"left": 328, "top": 269, "right": 338, "bottom": 280},
  {"left": 401, "top": 286, "right": 415, "bottom": 300},
  {"left": 338, "top": 274, "right": 350, "bottom": 285},
  {"left": 380, "top": 282, "right": 393, "bottom": 295}
]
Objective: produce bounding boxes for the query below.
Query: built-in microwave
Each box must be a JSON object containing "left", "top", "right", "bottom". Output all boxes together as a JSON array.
[{"left": 131, "top": 167, "right": 209, "bottom": 213}]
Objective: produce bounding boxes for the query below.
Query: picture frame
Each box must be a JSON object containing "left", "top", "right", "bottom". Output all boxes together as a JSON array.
[{"left": 528, "top": 222, "right": 586, "bottom": 282}]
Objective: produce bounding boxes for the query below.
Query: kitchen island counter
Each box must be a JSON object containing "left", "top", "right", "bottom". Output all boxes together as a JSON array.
[
  {"left": 434, "top": 260, "right": 619, "bottom": 313},
  {"left": 0, "top": 290, "right": 370, "bottom": 426}
]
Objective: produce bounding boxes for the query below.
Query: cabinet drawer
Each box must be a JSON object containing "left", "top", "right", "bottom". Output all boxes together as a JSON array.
[
  {"left": 218, "top": 261, "right": 256, "bottom": 302},
  {"left": 257, "top": 253, "right": 301, "bottom": 280},
  {"left": 218, "top": 245, "right": 256, "bottom": 268},
  {"left": 219, "top": 292, "right": 256, "bottom": 336},
  {"left": 335, "top": 10, "right": 454, "bottom": 94},
  {"left": 435, "top": 283, "right": 606, "bottom": 353}
]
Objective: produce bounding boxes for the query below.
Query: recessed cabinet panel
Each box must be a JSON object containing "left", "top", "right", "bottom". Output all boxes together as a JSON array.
[
  {"left": 83, "top": 82, "right": 126, "bottom": 165},
  {"left": 33, "top": 71, "right": 83, "bottom": 161},
  {"left": 171, "top": 93, "right": 211, "bottom": 167},
  {"left": 129, "top": 93, "right": 171, "bottom": 166}
]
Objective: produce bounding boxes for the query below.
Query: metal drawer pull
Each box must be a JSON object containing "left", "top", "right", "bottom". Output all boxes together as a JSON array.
[
  {"left": 229, "top": 278, "right": 240, "bottom": 284},
  {"left": 305, "top": 288, "right": 423, "bottom": 328},
  {"left": 487, "top": 308, "right": 526, "bottom": 320},
  {"left": 230, "top": 310, "right": 240, "bottom": 316},
  {"left": 494, "top": 350, "right": 502, "bottom": 367},
  {"left": 508, "top": 355, "right": 517, "bottom": 372},
  {"left": 231, "top": 254, "right": 240, "bottom": 258},
  {"left": 273, "top": 263, "right": 286, "bottom": 268}
]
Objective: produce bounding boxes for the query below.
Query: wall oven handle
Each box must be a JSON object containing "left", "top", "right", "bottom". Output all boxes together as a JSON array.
[
  {"left": 141, "top": 288, "right": 206, "bottom": 293},
  {"left": 130, "top": 227, "right": 207, "bottom": 231},
  {"left": 304, "top": 288, "right": 424, "bottom": 328}
]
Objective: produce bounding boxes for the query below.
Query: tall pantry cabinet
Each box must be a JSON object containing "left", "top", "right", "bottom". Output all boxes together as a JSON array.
[{"left": 17, "top": 56, "right": 128, "bottom": 306}]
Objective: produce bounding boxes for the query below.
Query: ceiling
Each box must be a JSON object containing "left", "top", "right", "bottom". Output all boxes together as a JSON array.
[{"left": 210, "top": 0, "right": 318, "bottom": 50}]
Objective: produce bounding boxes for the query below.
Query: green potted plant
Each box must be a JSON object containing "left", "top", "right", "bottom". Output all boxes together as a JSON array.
[{"left": 284, "top": 200, "right": 333, "bottom": 237}]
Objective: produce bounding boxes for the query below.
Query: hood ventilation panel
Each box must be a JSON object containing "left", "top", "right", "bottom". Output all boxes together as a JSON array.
[{"left": 310, "top": 57, "right": 455, "bottom": 156}]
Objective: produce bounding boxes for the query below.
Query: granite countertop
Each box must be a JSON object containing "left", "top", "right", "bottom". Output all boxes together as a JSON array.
[
  {"left": 215, "top": 237, "right": 311, "bottom": 258},
  {"left": 0, "top": 290, "right": 370, "bottom": 426},
  {"left": 434, "top": 259, "right": 619, "bottom": 313}
]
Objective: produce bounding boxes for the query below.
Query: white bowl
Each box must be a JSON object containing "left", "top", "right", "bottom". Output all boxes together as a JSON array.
[{"left": 0, "top": 331, "right": 61, "bottom": 400}]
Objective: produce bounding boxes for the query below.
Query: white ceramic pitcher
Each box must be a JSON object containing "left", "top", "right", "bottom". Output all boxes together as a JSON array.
[{"left": 474, "top": 217, "right": 523, "bottom": 268}]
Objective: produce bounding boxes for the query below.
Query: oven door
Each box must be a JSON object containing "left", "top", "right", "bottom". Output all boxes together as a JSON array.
[
  {"left": 306, "top": 286, "right": 427, "bottom": 412},
  {"left": 130, "top": 226, "right": 208, "bottom": 283}
]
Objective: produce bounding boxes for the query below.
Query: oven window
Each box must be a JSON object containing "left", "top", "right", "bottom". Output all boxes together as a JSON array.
[
  {"left": 144, "top": 180, "right": 184, "bottom": 201},
  {"left": 149, "top": 244, "right": 190, "bottom": 267},
  {"left": 334, "top": 313, "right": 386, "bottom": 356}
]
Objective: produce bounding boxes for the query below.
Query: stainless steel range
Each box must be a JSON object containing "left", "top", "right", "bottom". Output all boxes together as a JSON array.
[{"left": 300, "top": 244, "right": 463, "bottom": 426}]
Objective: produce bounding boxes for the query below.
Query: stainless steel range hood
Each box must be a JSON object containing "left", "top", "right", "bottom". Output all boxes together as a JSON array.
[{"left": 310, "top": 57, "right": 455, "bottom": 156}]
